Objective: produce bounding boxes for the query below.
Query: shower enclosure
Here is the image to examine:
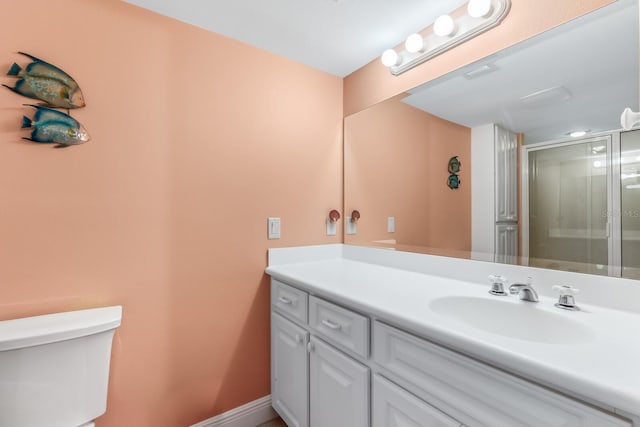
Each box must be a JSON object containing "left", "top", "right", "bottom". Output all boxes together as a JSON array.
[{"left": 522, "top": 129, "right": 640, "bottom": 279}]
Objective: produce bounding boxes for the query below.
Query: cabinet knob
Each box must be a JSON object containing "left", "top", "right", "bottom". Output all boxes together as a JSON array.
[
  {"left": 295, "top": 334, "right": 303, "bottom": 344},
  {"left": 307, "top": 341, "right": 315, "bottom": 353}
]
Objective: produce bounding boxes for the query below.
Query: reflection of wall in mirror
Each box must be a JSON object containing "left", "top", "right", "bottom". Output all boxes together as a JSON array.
[{"left": 344, "top": 94, "right": 470, "bottom": 252}]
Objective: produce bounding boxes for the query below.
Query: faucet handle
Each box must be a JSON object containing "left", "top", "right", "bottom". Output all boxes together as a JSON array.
[
  {"left": 488, "top": 275, "right": 508, "bottom": 296},
  {"left": 553, "top": 285, "right": 580, "bottom": 311}
]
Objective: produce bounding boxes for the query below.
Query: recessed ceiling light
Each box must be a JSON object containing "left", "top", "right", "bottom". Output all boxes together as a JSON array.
[{"left": 569, "top": 130, "right": 587, "bottom": 138}]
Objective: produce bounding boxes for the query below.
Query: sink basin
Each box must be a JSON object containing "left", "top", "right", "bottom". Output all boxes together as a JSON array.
[{"left": 428, "top": 296, "right": 595, "bottom": 344}]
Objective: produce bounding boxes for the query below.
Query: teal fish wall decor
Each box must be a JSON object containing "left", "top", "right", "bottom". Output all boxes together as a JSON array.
[
  {"left": 447, "top": 174, "right": 461, "bottom": 189},
  {"left": 448, "top": 156, "right": 461, "bottom": 174},
  {"left": 447, "top": 156, "right": 461, "bottom": 189},
  {"left": 3, "top": 52, "right": 85, "bottom": 109},
  {"left": 21, "top": 105, "right": 90, "bottom": 148}
]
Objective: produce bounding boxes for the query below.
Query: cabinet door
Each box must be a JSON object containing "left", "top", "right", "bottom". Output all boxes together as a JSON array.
[
  {"left": 372, "top": 374, "right": 461, "bottom": 427},
  {"left": 373, "top": 321, "right": 631, "bottom": 427},
  {"left": 309, "top": 337, "right": 369, "bottom": 427},
  {"left": 495, "top": 125, "right": 518, "bottom": 222},
  {"left": 494, "top": 223, "right": 518, "bottom": 264},
  {"left": 272, "top": 312, "right": 309, "bottom": 427}
]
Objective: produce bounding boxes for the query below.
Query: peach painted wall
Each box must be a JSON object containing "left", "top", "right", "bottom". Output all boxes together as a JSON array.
[
  {"left": 343, "top": 0, "right": 615, "bottom": 116},
  {"left": 0, "top": 1, "right": 342, "bottom": 426},
  {"left": 344, "top": 95, "right": 470, "bottom": 251}
]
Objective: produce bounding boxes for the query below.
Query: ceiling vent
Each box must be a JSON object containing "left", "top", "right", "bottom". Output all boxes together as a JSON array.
[
  {"left": 520, "top": 86, "right": 572, "bottom": 106},
  {"left": 463, "top": 63, "right": 498, "bottom": 79}
]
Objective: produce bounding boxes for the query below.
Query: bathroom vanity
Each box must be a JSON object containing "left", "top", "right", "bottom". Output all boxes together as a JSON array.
[{"left": 266, "top": 244, "right": 640, "bottom": 427}]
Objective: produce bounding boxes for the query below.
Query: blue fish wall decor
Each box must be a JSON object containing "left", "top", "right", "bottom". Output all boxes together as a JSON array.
[
  {"left": 21, "top": 105, "right": 90, "bottom": 148},
  {"left": 3, "top": 52, "right": 85, "bottom": 109}
]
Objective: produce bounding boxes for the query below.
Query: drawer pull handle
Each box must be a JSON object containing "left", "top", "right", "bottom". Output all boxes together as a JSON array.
[
  {"left": 322, "top": 319, "right": 342, "bottom": 330},
  {"left": 278, "top": 296, "right": 293, "bottom": 305}
]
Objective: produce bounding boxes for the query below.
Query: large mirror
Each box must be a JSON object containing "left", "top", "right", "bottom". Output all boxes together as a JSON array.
[{"left": 344, "top": 0, "right": 640, "bottom": 279}]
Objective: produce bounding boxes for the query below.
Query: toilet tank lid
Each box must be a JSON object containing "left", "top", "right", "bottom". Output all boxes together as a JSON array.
[{"left": 0, "top": 306, "right": 122, "bottom": 351}]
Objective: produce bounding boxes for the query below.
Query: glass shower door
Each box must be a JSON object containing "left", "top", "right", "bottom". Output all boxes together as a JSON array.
[
  {"left": 527, "top": 137, "right": 611, "bottom": 275},
  {"left": 621, "top": 130, "right": 640, "bottom": 279}
]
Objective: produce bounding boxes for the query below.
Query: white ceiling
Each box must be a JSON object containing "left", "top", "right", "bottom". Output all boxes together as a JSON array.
[
  {"left": 122, "top": 0, "right": 467, "bottom": 77},
  {"left": 402, "top": 0, "right": 639, "bottom": 143}
]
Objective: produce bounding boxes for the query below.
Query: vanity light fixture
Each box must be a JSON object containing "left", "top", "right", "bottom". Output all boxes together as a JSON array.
[
  {"left": 468, "top": 0, "right": 493, "bottom": 18},
  {"left": 381, "top": 0, "right": 511, "bottom": 76},
  {"left": 433, "top": 15, "right": 456, "bottom": 37},
  {"left": 405, "top": 33, "right": 426, "bottom": 54},
  {"left": 621, "top": 107, "right": 640, "bottom": 130},
  {"left": 381, "top": 48, "right": 402, "bottom": 67}
]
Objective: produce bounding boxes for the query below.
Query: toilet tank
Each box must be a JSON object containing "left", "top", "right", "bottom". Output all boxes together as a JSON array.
[{"left": 0, "top": 306, "right": 122, "bottom": 427}]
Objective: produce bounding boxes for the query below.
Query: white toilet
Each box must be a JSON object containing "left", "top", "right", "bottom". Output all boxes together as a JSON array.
[{"left": 0, "top": 306, "right": 122, "bottom": 427}]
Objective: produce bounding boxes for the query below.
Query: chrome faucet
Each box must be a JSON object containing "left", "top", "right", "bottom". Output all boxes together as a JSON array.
[{"left": 509, "top": 279, "right": 539, "bottom": 302}]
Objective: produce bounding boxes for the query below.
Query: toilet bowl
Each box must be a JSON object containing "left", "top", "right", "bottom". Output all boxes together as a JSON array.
[{"left": 0, "top": 306, "right": 122, "bottom": 427}]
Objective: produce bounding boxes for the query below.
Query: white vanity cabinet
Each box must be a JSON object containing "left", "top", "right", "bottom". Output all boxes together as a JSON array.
[
  {"left": 372, "top": 374, "right": 462, "bottom": 427},
  {"left": 271, "top": 279, "right": 370, "bottom": 427},
  {"left": 309, "top": 337, "right": 369, "bottom": 427},
  {"left": 271, "top": 312, "right": 309, "bottom": 427},
  {"left": 270, "top": 277, "right": 632, "bottom": 427},
  {"left": 373, "top": 321, "right": 630, "bottom": 427}
]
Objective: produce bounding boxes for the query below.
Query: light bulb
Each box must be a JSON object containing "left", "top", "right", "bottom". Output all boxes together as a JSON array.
[
  {"left": 467, "top": 0, "right": 493, "bottom": 18},
  {"left": 434, "top": 15, "right": 456, "bottom": 37},
  {"left": 381, "top": 49, "right": 401, "bottom": 67},
  {"left": 405, "top": 33, "right": 425, "bottom": 54}
]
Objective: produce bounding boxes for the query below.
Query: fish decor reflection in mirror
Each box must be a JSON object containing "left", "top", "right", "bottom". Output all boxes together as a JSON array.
[
  {"left": 2, "top": 51, "right": 90, "bottom": 148},
  {"left": 447, "top": 156, "right": 461, "bottom": 189}
]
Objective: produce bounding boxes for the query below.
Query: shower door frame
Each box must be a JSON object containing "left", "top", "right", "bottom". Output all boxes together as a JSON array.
[{"left": 521, "top": 131, "right": 622, "bottom": 277}]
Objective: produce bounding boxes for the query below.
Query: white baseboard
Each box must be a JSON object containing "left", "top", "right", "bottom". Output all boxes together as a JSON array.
[{"left": 190, "top": 395, "right": 277, "bottom": 427}]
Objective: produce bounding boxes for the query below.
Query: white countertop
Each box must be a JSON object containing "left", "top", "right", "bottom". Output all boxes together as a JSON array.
[{"left": 266, "top": 248, "right": 640, "bottom": 419}]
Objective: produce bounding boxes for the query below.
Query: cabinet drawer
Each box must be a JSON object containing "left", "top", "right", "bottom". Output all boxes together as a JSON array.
[
  {"left": 373, "top": 374, "right": 462, "bottom": 427},
  {"left": 309, "top": 296, "right": 369, "bottom": 358},
  {"left": 373, "top": 321, "right": 631, "bottom": 427},
  {"left": 271, "top": 279, "right": 308, "bottom": 324}
]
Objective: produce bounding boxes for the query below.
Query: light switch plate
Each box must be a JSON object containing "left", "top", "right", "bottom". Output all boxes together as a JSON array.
[
  {"left": 387, "top": 217, "right": 395, "bottom": 233},
  {"left": 268, "top": 217, "right": 281, "bottom": 239}
]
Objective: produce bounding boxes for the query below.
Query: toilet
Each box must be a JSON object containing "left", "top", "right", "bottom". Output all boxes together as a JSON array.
[{"left": 0, "top": 306, "right": 122, "bottom": 427}]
